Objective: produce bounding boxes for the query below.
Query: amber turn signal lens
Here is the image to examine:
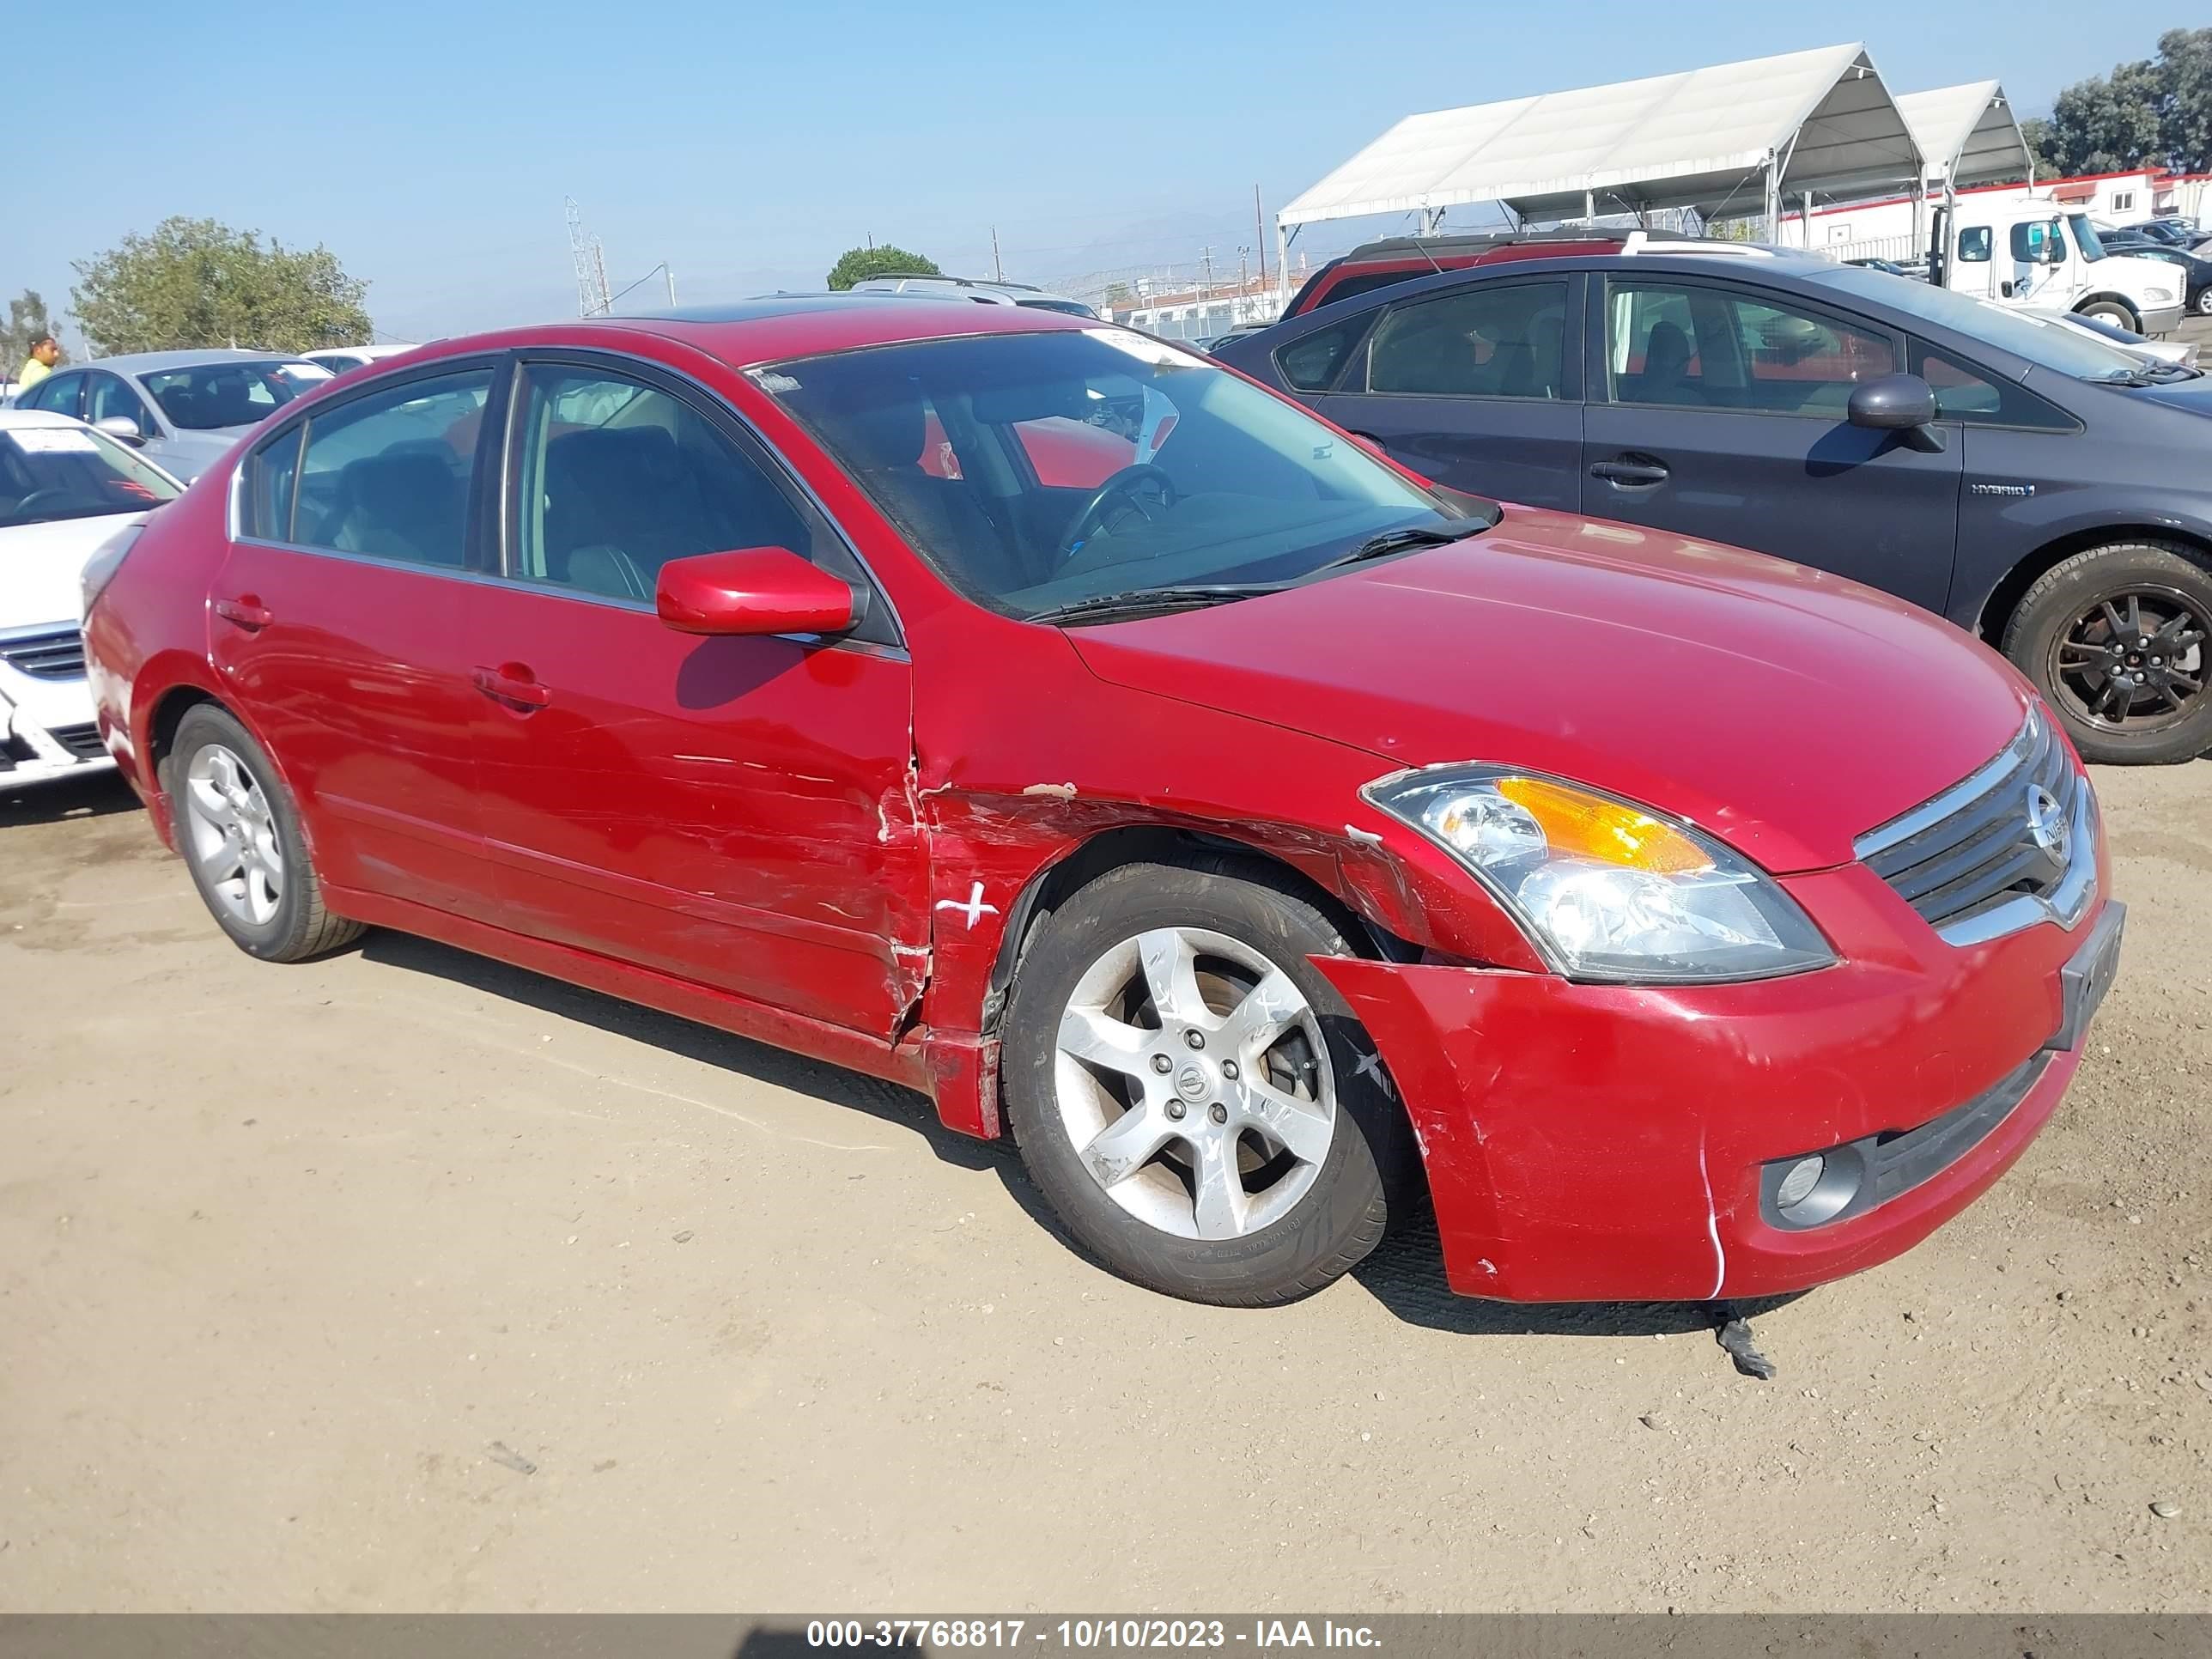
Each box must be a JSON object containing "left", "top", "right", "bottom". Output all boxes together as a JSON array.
[{"left": 1495, "top": 776, "right": 1712, "bottom": 874}]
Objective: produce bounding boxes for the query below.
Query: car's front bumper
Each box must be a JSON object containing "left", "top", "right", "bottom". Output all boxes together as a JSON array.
[
  {"left": 2140, "top": 301, "right": 2187, "bottom": 337},
  {"left": 1, "top": 626, "right": 113, "bottom": 789},
  {"left": 1315, "top": 860, "right": 2118, "bottom": 1304}
]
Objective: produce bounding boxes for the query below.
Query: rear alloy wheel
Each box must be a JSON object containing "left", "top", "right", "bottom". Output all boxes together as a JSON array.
[
  {"left": 2004, "top": 542, "right": 2212, "bottom": 764},
  {"left": 2197, "top": 288, "right": 2212, "bottom": 317},
  {"left": 1001, "top": 861, "right": 1414, "bottom": 1307},
  {"left": 168, "top": 704, "right": 364, "bottom": 961}
]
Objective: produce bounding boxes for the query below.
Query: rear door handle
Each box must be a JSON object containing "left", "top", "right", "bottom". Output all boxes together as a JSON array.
[
  {"left": 213, "top": 596, "right": 274, "bottom": 629},
  {"left": 1589, "top": 458, "right": 1670, "bottom": 488},
  {"left": 472, "top": 665, "right": 552, "bottom": 709}
]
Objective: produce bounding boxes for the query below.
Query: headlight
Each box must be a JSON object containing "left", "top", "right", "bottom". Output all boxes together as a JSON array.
[
  {"left": 2146, "top": 286, "right": 2176, "bottom": 302},
  {"left": 1364, "top": 766, "right": 1835, "bottom": 983},
  {"left": 80, "top": 525, "right": 143, "bottom": 618}
]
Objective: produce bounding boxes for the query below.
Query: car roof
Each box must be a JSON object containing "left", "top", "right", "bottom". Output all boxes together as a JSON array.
[
  {"left": 0, "top": 407, "right": 88, "bottom": 428},
  {"left": 421, "top": 293, "right": 1099, "bottom": 371},
  {"left": 82, "top": 348, "right": 318, "bottom": 375}
]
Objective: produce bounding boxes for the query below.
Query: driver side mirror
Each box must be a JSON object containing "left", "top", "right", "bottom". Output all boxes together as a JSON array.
[
  {"left": 1846, "top": 374, "right": 1945, "bottom": 452},
  {"left": 656, "top": 546, "right": 864, "bottom": 638},
  {"left": 92, "top": 415, "right": 146, "bottom": 447}
]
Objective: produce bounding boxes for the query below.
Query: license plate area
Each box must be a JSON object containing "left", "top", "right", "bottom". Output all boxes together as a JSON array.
[{"left": 2047, "top": 900, "right": 2125, "bottom": 1054}]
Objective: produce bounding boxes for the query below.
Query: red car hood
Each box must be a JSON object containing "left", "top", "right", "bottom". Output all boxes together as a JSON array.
[{"left": 1067, "top": 507, "right": 2032, "bottom": 874}]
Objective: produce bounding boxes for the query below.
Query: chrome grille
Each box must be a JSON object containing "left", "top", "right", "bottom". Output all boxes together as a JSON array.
[
  {"left": 0, "top": 626, "right": 87, "bottom": 681},
  {"left": 1855, "top": 709, "right": 2096, "bottom": 945}
]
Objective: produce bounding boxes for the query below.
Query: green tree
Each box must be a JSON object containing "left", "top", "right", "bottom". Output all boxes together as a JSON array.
[
  {"left": 825, "top": 244, "right": 941, "bottom": 290},
  {"left": 2028, "top": 27, "right": 2212, "bottom": 177},
  {"left": 3, "top": 289, "right": 64, "bottom": 371},
  {"left": 70, "top": 216, "right": 371, "bottom": 356}
]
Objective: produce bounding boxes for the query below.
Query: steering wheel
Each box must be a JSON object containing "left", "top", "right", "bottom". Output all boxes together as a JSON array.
[
  {"left": 3, "top": 489, "right": 78, "bottom": 522},
  {"left": 1060, "top": 464, "right": 1179, "bottom": 556}
]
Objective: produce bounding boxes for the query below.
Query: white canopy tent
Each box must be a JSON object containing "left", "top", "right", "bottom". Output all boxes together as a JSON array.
[
  {"left": 1894, "top": 82, "right": 2033, "bottom": 188},
  {"left": 1276, "top": 43, "right": 1924, "bottom": 282}
]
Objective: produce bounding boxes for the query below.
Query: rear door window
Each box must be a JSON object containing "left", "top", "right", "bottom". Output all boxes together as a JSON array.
[
  {"left": 290, "top": 369, "right": 492, "bottom": 567},
  {"left": 1361, "top": 281, "right": 1571, "bottom": 398},
  {"left": 21, "top": 371, "right": 86, "bottom": 420}
]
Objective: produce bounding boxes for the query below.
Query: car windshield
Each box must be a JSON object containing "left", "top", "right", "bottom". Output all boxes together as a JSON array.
[
  {"left": 139, "top": 359, "right": 332, "bottom": 431},
  {"left": 756, "top": 328, "right": 1468, "bottom": 620},
  {"left": 1800, "top": 264, "right": 2156, "bottom": 380},
  {"left": 0, "top": 424, "right": 180, "bottom": 527}
]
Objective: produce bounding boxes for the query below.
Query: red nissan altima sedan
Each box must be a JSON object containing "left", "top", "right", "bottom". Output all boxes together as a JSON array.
[{"left": 81, "top": 297, "right": 2123, "bottom": 1308}]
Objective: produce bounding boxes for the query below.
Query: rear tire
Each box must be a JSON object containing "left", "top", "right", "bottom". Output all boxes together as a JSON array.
[
  {"left": 167, "top": 704, "right": 364, "bottom": 961},
  {"left": 1000, "top": 860, "right": 1419, "bottom": 1308},
  {"left": 2002, "top": 541, "right": 2212, "bottom": 765}
]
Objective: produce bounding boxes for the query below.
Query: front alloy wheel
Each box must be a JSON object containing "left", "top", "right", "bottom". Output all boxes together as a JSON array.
[
  {"left": 1054, "top": 926, "right": 1336, "bottom": 1240},
  {"left": 1000, "top": 860, "right": 1413, "bottom": 1307}
]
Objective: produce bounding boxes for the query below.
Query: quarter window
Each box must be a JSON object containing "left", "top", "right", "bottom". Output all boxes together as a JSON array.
[
  {"left": 1275, "top": 315, "right": 1370, "bottom": 392},
  {"left": 510, "top": 365, "right": 818, "bottom": 603},
  {"left": 1909, "top": 343, "right": 2076, "bottom": 430},
  {"left": 1606, "top": 282, "right": 1896, "bottom": 415},
  {"left": 291, "top": 369, "right": 491, "bottom": 567},
  {"left": 1364, "top": 281, "right": 1570, "bottom": 398}
]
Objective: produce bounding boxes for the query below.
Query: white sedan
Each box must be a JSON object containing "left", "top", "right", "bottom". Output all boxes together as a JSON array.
[{"left": 0, "top": 409, "right": 183, "bottom": 789}]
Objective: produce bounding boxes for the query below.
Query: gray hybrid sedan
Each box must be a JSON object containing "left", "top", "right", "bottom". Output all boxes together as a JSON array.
[
  {"left": 1218, "top": 250, "right": 2212, "bottom": 764},
  {"left": 10, "top": 349, "right": 332, "bottom": 482}
]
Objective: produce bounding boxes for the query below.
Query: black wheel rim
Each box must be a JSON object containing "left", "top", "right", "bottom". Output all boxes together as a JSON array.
[{"left": 2047, "top": 584, "right": 2209, "bottom": 735}]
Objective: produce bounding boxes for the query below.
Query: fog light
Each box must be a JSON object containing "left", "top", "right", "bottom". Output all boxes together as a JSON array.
[{"left": 1775, "top": 1155, "right": 1826, "bottom": 1209}]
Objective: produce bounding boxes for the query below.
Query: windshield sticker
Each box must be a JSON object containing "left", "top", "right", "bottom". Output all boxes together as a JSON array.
[
  {"left": 1085, "top": 328, "right": 1195, "bottom": 369},
  {"left": 9, "top": 427, "right": 100, "bottom": 453},
  {"left": 749, "top": 369, "right": 801, "bottom": 394}
]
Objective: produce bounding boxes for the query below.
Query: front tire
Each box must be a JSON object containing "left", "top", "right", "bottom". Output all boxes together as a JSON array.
[
  {"left": 1000, "top": 860, "right": 1416, "bottom": 1307},
  {"left": 2075, "top": 299, "right": 2142, "bottom": 332},
  {"left": 2003, "top": 542, "right": 2212, "bottom": 764},
  {"left": 167, "top": 704, "right": 364, "bottom": 961}
]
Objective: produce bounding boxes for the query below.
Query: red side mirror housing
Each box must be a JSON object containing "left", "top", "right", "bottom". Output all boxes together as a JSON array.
[{"left": 655, "top": 547, "right": 861, "bottom": 637}]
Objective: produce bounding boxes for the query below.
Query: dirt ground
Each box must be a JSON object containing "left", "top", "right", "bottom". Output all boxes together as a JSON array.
[{"left": 1, "top": 752, "right": 2207, "bottom": 1615}]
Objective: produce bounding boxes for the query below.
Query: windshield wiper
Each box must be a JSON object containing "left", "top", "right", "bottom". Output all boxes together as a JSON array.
[
  {"left": 1025, "top": 583, "right": 1285, "bottom": 626},
  {"left": 2094, "top": 362, "right": 2203, "bottom": 386},
  {"left": 1321, "top": 523, "right": 1487, "bottom": 570}
]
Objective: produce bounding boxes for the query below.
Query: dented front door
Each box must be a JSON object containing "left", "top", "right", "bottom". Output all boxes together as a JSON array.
[{"left": 465, "top": 585, "right": 928, "bottom": 1037}]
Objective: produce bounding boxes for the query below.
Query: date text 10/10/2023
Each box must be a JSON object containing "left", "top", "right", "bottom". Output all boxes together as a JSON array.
[{"left": 805, "top": 1621, "right": 1383, "bottom": 1650}]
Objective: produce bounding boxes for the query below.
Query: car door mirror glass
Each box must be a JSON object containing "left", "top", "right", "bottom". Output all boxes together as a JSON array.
[
  {"left": 1845, "top": 374, "right": 1938, "bottom": 431},
  {"left": 656, "top": 546, "right": 860, "bottom": 637}
]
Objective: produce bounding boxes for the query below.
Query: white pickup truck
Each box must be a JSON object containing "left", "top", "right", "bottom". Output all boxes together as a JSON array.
[{"left": 1932, "top": 198, "right": 2186, "bottom": 337}]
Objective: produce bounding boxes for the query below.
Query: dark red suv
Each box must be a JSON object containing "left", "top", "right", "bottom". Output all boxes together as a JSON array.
[
  {"left": 1283, "top": 230, "right": 1644, "bottom": 318},
  {"left": 82, "top": 297, "right": 2121, "bottom": 1310}
]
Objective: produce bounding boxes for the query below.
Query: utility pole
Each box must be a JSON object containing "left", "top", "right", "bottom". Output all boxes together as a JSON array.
[
  {"left": 991, "top": 227, "right": 1003, "bottom": 283},
  {"left": 1200, "top": 246, "right": 1213, "bottom": 293},
  {"left": 1255, "top": 185, "right": 1267, "bottom": 284}
]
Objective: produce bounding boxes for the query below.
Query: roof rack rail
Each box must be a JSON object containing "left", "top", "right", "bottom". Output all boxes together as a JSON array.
[{"left": 858, "top": 272, "right": 1048, "bottom": 293}]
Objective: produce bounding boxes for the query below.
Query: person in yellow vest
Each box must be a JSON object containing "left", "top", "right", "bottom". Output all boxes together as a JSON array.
[{"left": 16, "top": 335, "right": 59, "bottom": 392}]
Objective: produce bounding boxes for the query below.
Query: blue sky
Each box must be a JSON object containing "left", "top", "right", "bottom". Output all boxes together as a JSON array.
[{"left": 3, "top": 1, "right": 2179, "bottom": 347}]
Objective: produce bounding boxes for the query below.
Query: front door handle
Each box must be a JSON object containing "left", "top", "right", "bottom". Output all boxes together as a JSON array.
[
  {"left": 1589, "top": 458, "right": 1670, "bottom": 488},
  {"left": 212, "top": 595, "right": 273, "bottom": 629},
  {"left": 472, "top": 665, "right": 552, "bottom": 710}
]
